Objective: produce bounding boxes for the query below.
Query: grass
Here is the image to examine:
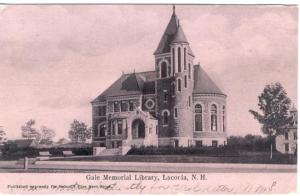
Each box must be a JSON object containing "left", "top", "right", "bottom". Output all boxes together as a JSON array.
[{"left": 49, "top": 153, "right": 297, "bottom": 164}]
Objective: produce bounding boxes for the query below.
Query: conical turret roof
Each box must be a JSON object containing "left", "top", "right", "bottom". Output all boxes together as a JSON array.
[
  {"left": 171, "top": 23, "right": 188, "bottom": 44},
  {"left": 154, "top": 11, "right": 178, "bottom": 55},
  {"left": 154, "top": 8, "right": 194, "bottom": 56}
]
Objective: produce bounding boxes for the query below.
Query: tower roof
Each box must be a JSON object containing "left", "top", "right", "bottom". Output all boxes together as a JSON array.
[
  {"left": 193, "top": 64, "right": 225, "bottom": 95},
  {"left": 170, "top": 24, "right": 188, "bottom": 44},
  {"left": 154, "top": 7, "right": 194, "bottom": 56}
]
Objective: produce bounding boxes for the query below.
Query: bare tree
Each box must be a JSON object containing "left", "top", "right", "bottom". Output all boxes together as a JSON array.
[{"left": 21, "top": 119, "right": 41, "bottom": 142}]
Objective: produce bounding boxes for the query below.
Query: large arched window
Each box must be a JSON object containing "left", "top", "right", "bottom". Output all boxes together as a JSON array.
[
  {"left": 162, "top": 110, "right": 169, "bottom": 125},
  {"left": 177, "top": 78, "right": 182, "bottom": 92},
  {"left": 195, "top": 104, "right": 203, "bottom": 132},
  {"left": 184, "top": 75, "right": 187, "bottom": 88},
  {"left": 97, "top": 123, "right": 106, "bottom": 137},
  {"left": 161, "top": 61, "right": 167, "bottom": 78},
  {"left": 178, "top": 47, "right": 181, "bottom": 72},
  {"left": 172, "top": 48, "right": 175, "bottom": 75},
  {"left": 222, "top": 105, "right": 226, "bottom": 132},
  {"left": 184, "top": 48, "right": 187, "bottom": 70},
  {"left": 188, "top": 63, "right": 191, "bottom": 79},
  {"left": 211, "top": 104, "right": 218, "bottom": 131}
]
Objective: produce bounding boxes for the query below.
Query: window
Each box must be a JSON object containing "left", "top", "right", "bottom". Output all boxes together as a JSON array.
[
  {"left": 211, "top": 104, "right": 218, "bottom": 131},
  {"left": 163, "top": 111, "right": 169, "bottom": 125},
  {"left": 285, "top": 143, "right": 289, "bottom": 153},
  {"left": 195, "top": 140, "right": 203, "bottom": 147},
  {"left": 188, "top": 96, "right": 191, "bottom": 107},
  {"left": 129, "top": 102, "right": 134, "bottom": 111},
  {"left": 294, "top": 132, "right": 297, "bottom": 140},
  {"left": 174, "top": 108, "right": 178, "bottom": 118},
  {"left": 184, "top": 75, "right": 187, "bottom": 88},
  {"left": 98, "top": 123, "right": 106, "bottom": 137},
  {"left": 178, "top": 47, "right": 181, "bottom": 72},
  {"left": 222, "top": 106, "right": 226, "bottom": 132},
  {"left": 161, "top": 61, "right": 167, "bottom": 78},
  {"left": 112, "top": 121, "right": 116, "bottom": 135},
  {"left": 98, "top": 105, "right": 106, "bottom": 116},
  {"left": 188, "top": 63, "right": 191, "bottom": 79},
  {"left": 171, "top": 83, "right": 175, "bottom": 95},
  {"left": 117, "top": 141, "right": 122, "bottom": 148},
  {"left": 212, "top": 140, "right": 218, "bottom": 147},
  {"left": 172, "top": 48, "right": 175, "bottom": 75},
  {"left": 285, "top": 132, "right": 289, "bottom": 140},
  {"left": 164, "top": 91, "right": 168, "bottom": 102},
  {"left": 113, "top": 102, "right": 119, "bottom": 112},
  {"left": 184, "top": 48, "right": 187, "bottom": 70},
  {"left": 195, "top": 104, "right": 203, "bottom": 132},
  {"left": 117, "top": 120, "right": 123, "bottom": 135},
  {"left": 121, "top": 102, "right": 128, "bottom": 112},
  {"left": 177, "top": 79, "right": 182, "bottom": 92}
]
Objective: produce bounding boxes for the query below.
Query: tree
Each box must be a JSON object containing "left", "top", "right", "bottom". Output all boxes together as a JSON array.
[
  {"left": 39, "top": 126, "right": 56, "bottom": 145},
  {"left": 21, "top": 119, "right": 41, "bottom": 142},
  {"left": 0, "top": 126, "right": 6, "bottom": 142},
  {"left": 249, "top": 82, "right": 293, "bottom": 159},
  {"left": 56, "top": 138, "right": 69, "bottom": 145},
  {"left": 68, "top": 120, "right": 92, "bottom": 143}
]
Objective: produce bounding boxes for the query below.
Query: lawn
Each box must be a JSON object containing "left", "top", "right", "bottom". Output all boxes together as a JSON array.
[{"left": 49, "top": 153, "right": 297, "bottom": 164}]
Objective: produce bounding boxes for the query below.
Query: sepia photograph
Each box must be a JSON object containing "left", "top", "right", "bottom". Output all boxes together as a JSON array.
[{"left": 0, "top": 2, "right": 298, "bottom": 194}]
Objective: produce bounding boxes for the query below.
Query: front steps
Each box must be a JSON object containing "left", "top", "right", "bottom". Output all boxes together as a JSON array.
[{"left": 93, "top": 146, "right": 131, "bottom": 156}]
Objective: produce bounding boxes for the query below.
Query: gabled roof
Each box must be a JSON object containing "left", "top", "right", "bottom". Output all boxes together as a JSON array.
[
  {"left": 193, "top": 64, "right": 225, "bottom": 95},
  {"left": 92, "top": 71, "right": 156, "bottom": 102}
]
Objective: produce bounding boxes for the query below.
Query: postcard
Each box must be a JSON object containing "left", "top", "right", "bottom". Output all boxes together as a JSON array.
[{"left": 0, "top": 3, "right": 297, "bottom": 194}]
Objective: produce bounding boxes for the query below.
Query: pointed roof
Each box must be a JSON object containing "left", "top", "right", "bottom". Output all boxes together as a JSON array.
[
  {"left": 121, "top": 72, "right": 145, "bottom": 91},
  {"left": 154, "top": 11, "right": 178, "bottom": 55},
  {"left": 171, "top": 24, "right": 188, "bottom": 44},
  {"left": 154, "top": 7, "right": 194, "bottom": 56},
  {"left": 193, "top": 64, "right": 225, "bottom": 95}
]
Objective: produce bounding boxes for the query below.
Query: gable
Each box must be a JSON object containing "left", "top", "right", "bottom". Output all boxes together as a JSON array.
[{"left": 92, "top": 71, "right": 156, "bottom": 102}]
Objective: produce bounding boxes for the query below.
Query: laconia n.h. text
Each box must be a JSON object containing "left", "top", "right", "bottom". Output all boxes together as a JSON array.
[{"left": 86, "top": 174, "right": 206, "bottom": 182}]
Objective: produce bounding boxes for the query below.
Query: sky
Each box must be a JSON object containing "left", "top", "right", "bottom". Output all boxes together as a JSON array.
[{"left": 0, "top": 5, "right": 297, "bottom": 140}]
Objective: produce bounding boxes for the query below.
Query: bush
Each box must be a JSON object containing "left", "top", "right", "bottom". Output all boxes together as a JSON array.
[
  {"left": 127, "top": 145, "right": 239, "bottom": 156},
  {"left": 0, "top": 143, "right": 92, "bottom": 160}
]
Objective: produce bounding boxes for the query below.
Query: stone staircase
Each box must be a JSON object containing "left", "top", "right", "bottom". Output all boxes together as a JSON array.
[{"left": 93, "top": 146, "right": 131, "bottom": 156}]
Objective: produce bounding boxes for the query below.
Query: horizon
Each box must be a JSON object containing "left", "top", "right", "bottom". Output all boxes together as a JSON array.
[{"left": 0, "top": 5, "right": 297, "bottom": 140}]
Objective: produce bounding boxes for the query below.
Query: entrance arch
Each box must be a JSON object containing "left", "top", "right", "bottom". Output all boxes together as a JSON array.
[{"left": 132, "top": 119, "right": 145, "bottom": 139}]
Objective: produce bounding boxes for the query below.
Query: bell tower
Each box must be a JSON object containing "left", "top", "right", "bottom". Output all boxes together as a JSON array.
[{"left": 154, "top": 6, "right": 195, "bottom": 147}]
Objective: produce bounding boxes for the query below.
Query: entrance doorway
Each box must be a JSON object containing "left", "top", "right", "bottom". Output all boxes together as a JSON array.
[{"left": 132, "top": 119, "right": 145, "bottom": 139}]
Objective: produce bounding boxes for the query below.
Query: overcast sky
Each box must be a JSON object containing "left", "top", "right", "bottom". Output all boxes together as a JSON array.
[{"left": 0, "top": 5, "right": 297, "bottom": 140}]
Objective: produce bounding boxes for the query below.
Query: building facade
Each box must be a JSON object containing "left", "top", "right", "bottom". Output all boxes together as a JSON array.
[
  {"left": 275, "top": 107, "right": 297, "bottom": 154},
  {"left": 91, "top": 7, "right": 227, "bottom": 152}
]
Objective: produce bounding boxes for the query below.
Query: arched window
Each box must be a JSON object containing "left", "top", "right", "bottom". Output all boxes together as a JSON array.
[
  {"left": 222, "top": 105, "right": 226, "bottom": 132},
  {"left": 184, "top": 48, "right": 187, "bottom": 70},
  {"left": 162, "top": 111, "right": 169, "bottom": 125},
  {"left": 98, "top": 123, "right": 106, "bottom": 137},
  {"left": 211, "top": 104, "right": 217, "bottom": 131},
  {"left": 195, "top": 104, "right": 202, "bottom": 131},
  {"left": 161, "top": 61, "right": 167, "bottom": 78},
  {"left": 177, "top": 78, "right": 181, "bottom": 92},
  {"left": 178, "top": 47, "right": 181, "bottom": 72},
  {"left": 184, "top": 75, "right": 187, "bottom": 88},
  {"left": 172, "top": 48, "right": 175, "bottom": 75},
  {"left": 188, "top": 63, "right": 191, "bottom": 79}
]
